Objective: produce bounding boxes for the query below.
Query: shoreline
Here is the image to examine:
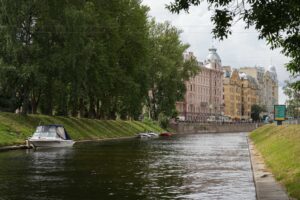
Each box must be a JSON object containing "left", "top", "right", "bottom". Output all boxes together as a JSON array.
[
  {"left": 0, "top": 112, "right": 164, "bottom": 149},
  {"left": 0, "top": 144, "right": 31, "bottom": 152},
  {"left": 0, "top": 136, "right": 138, "bottom": 152},
  {"left": 247, "top": 134, "right": 291, "bottom": 200}
]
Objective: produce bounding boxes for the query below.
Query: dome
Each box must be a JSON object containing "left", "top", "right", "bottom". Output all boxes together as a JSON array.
[
  {"left": 206, "top": 47, "right": 221, "bottom": 63},
  {"left": 268, "top": 65, "right": 276, "bottom": 73},
  {"left": 239, "top": 72, "right": 247, "bottom": 79},
  {"left": 205, "top": 47, "right": 222, "bottom": 70},
  {"left": 267, "top": 65, "right": 277, "bottom": 80}
]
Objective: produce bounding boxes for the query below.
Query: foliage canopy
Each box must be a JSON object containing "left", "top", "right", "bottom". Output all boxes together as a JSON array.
[
  {"left": 0, "top": 0, "right": 198, "bottom": 120},
  {"left": 167, "top": 0, "right": 300, "bottom": 88}
]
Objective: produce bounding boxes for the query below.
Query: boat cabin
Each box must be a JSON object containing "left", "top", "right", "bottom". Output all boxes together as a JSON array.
[{"left": 32, "top": 125, "right": 71, "bottom": 140}]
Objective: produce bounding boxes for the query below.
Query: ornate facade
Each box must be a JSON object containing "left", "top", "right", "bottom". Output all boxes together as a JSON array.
[
  {"left": 176, "top": 48, "right": 278, "bottom": 121},
  {"left": 239, "top": 66, "right": 278, "bottom": 116},
  {"left": 223, "top": 68, "right": 242, "bottom": 119},
  {"left": 176, "top": 47, "right": 224, "bottom": 121},
  {"left": 223, "top": 67, "right": 259, "bottom": 120}
]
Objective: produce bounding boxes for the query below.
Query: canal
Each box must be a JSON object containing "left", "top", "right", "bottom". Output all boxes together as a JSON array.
[{"left": 0, "top": 133, "right": 256, "bottom": 200}]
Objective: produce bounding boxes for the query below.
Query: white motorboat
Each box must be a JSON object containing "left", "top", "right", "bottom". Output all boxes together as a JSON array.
[
  {"left": 136, "top": 132, "right": 159, "bottom": 139},
  {"left": 147, "top": 132, "right": 159, "bottom": 138},
  {"left": 29, "top": 125, "right": 75, "bottom": 148},
  {"left": 136, "top": 133, "right": 151, "bottom": 138}
]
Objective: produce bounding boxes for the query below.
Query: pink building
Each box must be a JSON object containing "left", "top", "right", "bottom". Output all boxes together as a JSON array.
[{"left": 176, "top": 47, "right": 224, "bottom": 121}]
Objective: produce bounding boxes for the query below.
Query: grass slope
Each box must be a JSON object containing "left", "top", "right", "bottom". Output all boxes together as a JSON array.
[
  {"left": 0, "top": 112, "right": 164, "bottom": 147},
  {"left": 250, "top": 124, "right": 300, "bottom": 199}
]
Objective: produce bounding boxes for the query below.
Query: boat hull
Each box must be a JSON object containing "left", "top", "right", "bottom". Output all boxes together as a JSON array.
[
  {"left": 29, "top": 139, "right": 75, "bottom": 148},
  {"left": 160, "top": 132, "right": 173, "bottom": 137},
  {"left": 136, "top": 132, "right": 159, "bottom": 139}
]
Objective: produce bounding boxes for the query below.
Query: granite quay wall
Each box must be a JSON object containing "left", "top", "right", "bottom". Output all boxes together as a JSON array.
[{"left": 170, "top": 122, "right": 263, "bottom": 134}]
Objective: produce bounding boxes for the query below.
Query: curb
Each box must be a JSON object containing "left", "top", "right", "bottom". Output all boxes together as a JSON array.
[
  {"left": 246, "top": 136, "right": 258, "bottom": 200},
  {"left": 247, "top": 134, "right": 290, "bottom": 200}
]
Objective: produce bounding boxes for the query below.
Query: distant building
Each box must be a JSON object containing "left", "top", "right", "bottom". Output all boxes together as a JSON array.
[
  {"left": 239, "top": 66, "right": 278, "bottom": 116},
  {"left": 223, "top": 68, "right": 242, "bottom": 120},
  {"left": 176, "top": 47, "right": 224, "bottom": 121},
  {"left": 223, "top": 66, "right": 259, "bottom": 120},
  {"left": 264, "top": 65, "right": 279, "bottom": 115},
  {"left": 239, "top": 72, "right": 260, "bottom": 119}
]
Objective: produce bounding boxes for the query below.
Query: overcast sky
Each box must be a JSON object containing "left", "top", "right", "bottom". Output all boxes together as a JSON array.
[{"left": 142, "top": 0, "right": 292, "bottom": 104}]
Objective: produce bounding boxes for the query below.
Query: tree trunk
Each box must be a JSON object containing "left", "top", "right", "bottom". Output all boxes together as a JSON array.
[
  {"left": 31, "top": 100, "right": 37, "bottom": 114},
  {"left": 21, "top": 98, "right": 29, "bottom": 115},
  {"left": 42, "top": 80, "right": 53, "bottom": 115},
  {"left": 79, "top": 98, "right": 85, "bottom": 118},
  {"left": 88, "top": 96, "right": 96, "bottom": 118},
  {"left": 96, "top": 99, "right": 101, "bottom": 119}
]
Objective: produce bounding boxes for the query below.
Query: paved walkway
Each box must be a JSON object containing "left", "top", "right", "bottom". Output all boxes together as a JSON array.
[{"left": 248, "top": 138, "right": 291, "bottom": 200}]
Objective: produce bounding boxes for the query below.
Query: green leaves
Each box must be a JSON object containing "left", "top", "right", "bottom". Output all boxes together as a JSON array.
[
  {"left": 0, "top": 0, "right": 197, "bottom": 120},
  {"left": 211, "top": 9, "right": 233, "bottom": 40},
  {"left": 251, "top": 104, "right": 265, "bottom": 121},
  {"left": 147, "top": 21, "right": 199, "bottom": 119},
  {"left": 166, "top": 0, "right": 202, "bottom": 14},
  {"left": 168, "top": 0, "right": 300, "bottom": 88},
  {"left": 283, "top": 80, "right": 300, "bottom": 117}
]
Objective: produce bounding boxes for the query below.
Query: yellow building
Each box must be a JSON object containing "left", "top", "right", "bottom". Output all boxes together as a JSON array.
[
  {"left": 239, "top": 66, "right": 278, "bottom": 116},
  {"left": 223, "top": 68, "right": 242, "bottom": 120},
  {"left": 239, "top": 73, "right": 259, "bottom": 119},
  {"left": 223, "top": 67, "right": 259, "bottom": 120}
]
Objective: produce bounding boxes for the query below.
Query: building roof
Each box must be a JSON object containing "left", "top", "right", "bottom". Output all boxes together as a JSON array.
[
  {"left": 206, "top": 47, "right": 221, "bottom": 63},
  {"left": 266, "top": 65, "right": 277, "bottom": 81},
  {"left": 205, "top": 47, "right": 222, "bottom": 70},
  {"left": 268, "top": 65, "right": 277, "bottom": 73},
  {"left": 239, "top": 72, "right": 259, "bottom": 88}
]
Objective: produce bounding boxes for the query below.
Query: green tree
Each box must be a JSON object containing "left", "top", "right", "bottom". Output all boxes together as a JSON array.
[
  {"left": 283, "top": 80, "right": 300, "bottom": 118},
  {"left": 167, "top": 0, "right": 300, "bottom": 89},
  {"left": 0, "top": 0, "right": 41, "bottom": 114},
  {"left": 251, "top": 104, "right": 265, "bottom": 122},
  {"left": 0, "top": 0, "right": 198, "bottom": 122},
  {"left": 0, "top": 62, "right": 18, "bottom": 112},
  {"left": 0, "top": 0, "right": 151, "bottom": 118},
  {"left": 147, "top": 21, "right": 199, "bottom": 120}
]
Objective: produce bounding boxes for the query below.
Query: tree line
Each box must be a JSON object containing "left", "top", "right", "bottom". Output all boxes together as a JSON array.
[{"left": 0, "top": 0, "right": 198, "bottom": 120}]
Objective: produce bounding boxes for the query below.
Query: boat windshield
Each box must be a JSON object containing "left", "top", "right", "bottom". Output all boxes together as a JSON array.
[{"left": 33, "top": 126, "right": 58, "bottom": 138}]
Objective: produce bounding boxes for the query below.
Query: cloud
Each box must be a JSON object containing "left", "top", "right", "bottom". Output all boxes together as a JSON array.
[{"left": 142, "top": 0, "right": 291, "bottom": 104}]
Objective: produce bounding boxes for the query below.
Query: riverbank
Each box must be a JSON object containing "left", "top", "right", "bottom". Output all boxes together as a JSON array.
[
  {"left": 250, "top": 124, "right": 300, "bottom": 200},
  {"left": 0, "top": 112, "right": 164, "bottom": 147}
]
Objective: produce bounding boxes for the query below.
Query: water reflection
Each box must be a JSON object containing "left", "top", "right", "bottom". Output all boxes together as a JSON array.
[{"left": 0, "top": 133, "right": 255, "bottom": 200}]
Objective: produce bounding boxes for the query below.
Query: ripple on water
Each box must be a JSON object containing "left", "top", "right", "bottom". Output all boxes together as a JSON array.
[{"left": 0, "top": 133, "right": 255, "bottom": 200}]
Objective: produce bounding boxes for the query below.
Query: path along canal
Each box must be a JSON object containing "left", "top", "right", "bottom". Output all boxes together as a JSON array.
[{"left": 0, "top": 133, "right": 256, "bottom": 200}]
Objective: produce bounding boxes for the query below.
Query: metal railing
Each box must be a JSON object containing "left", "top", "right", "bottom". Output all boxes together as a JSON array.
[
  {"left": 176, "top": 112, "right": 256, "bottom": 124},
  {"left": 284, "top": 118, "right": 300, "bottom": 125}
]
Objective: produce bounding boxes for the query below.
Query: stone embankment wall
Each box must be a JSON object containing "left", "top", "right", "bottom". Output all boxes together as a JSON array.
[{"left": 170, "top": 122, "right": 262, "bottom": 134}]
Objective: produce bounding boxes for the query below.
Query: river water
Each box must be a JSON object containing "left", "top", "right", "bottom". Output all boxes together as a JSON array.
[{"left": 0, "top": 133, "right": 256, "bottom": 200}]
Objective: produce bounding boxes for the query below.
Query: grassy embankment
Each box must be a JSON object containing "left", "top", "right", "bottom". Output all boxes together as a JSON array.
[
  {"left": 0, "top": 112, "right": 164, "bottom": 147},
  {"left": 250, "top": 124, "right": 300, "bottom": 199}
]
